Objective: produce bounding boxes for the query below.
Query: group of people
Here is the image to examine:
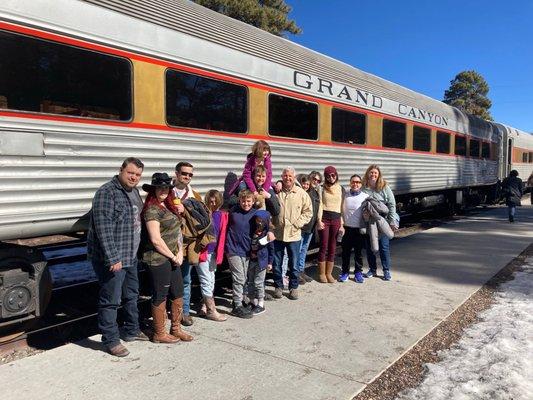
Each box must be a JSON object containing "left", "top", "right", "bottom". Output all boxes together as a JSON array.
[{"left": 87, "top": 140, "right": 399, "bottom": 357}]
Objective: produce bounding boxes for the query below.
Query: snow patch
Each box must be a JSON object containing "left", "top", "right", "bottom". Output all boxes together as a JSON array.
[{"left": 397, "top": 261, "right": 533, "bottom": 400}]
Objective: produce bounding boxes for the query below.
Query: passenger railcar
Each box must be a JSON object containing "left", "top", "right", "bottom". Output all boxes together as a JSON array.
[{"left": 0, "top": 0, "right": 531, "bottom": 331}]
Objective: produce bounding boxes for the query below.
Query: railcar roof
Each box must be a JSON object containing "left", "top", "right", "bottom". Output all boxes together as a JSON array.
[{"left": 83, "top": 0, "right": 496, "bottom": 138}]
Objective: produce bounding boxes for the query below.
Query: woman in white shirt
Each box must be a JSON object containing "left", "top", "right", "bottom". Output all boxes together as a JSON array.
[{"left": 340, "top": 174, "right": 368, "bottom": 283}]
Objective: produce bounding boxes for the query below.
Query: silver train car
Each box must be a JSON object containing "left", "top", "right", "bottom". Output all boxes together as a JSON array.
[{"left": 0, "top": 0, "right": 531, "bottom": 330}]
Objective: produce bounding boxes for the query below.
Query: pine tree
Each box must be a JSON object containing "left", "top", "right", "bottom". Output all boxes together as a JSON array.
[
  {"left": 443, "top": 70, "right": 492, "bottom": 120},
  {"left": 192, "top": 0, "right": 302, "bottom": 37}
]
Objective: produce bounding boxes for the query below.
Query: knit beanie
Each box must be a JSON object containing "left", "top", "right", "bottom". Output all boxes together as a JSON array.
[{"left": 324, "top": 166, "right": 337, "bottom": 177}]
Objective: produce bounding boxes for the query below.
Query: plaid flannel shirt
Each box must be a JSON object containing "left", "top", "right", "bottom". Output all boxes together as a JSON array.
[{"left": 87, "top": 176, "right": 141, "bottom": 269}]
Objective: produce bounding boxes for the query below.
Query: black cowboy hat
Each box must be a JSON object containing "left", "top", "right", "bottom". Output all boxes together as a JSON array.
[{"left": 142, "top": 172, "right": 174, "bottom": 191}]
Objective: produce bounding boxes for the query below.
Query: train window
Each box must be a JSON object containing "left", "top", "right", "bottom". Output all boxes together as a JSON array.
[
  {"left": 268, "top": 94, "right": 318, "bottom": 140},
  {"left": 436, "top": 131, "right": 450, "bottom": 154},
  {"left": 455, "top": 136, "right": 467, "bottom": 156},
  {"left": 412, "top": 126, "right": 431, "bottom": 151},
  {"left": 530, "top": 152, "right": 533, "bottom": 163},
  {"left": 523, "top": 152, "right": 529, "bottom": 163},
  {"left": 166, "top": 69, "right": 247, "bottom": 133},
  {"left": 0, "top": 30, "right": 131, "bottom": 120},
  {"left": 481, "top": 142, "right": 491, "bottom": 159},
  {"left": 382, "top": 119, "right": 406, "bottom": 149},
  {"left": 469, "top": 139, "right": 480, "bottom": 157},
  {"left": 331, "top": 108, "right": 366, "bottom": 144}
]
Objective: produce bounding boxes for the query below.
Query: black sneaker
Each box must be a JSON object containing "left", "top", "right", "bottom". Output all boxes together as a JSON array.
[
  {"left": 242, "top": 300, "right": 253, "bottom": 311},
  {"left": 231, "top": 305, "right": 253, "bottom": 319},
  {"left": 252, "top": 305, "right": 265, "bottom": 315}
]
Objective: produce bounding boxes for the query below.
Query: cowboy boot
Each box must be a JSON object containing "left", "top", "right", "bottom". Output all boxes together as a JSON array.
[
  {"left": 151, "top": 303, "right": 178, "bottom": 344},
  {"left": 197, "top": 298, "right": 207, "bottom": 317},
  {"left": 325, "top": 261, "right": 336, "bottom": 283},
  {"left": 317, "top": 261, "right": 327, "bottom": 283},
  {"left": 170, "top": 298, "right": 193, "bottom": 341},
  {"left": 204, "top": 296, "right": 227, "bottom": 322}
]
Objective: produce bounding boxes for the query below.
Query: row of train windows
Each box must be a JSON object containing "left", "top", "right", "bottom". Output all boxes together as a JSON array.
[
  {"left": 384, "top": 122, "right": 490, "bottom": 157},
  {"left": 0, "top": 30, "right": 356, "bottom": 140},
  {"left": 521, "top": 152, "right": 533, "bottom": 163},
  {"left": 0, "top": 30, "right": 490, "bottom": 157}
]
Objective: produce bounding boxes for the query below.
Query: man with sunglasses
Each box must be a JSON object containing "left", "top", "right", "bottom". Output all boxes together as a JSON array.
[{"left": 173, "top": 162, "right": 203, "bottom": 326}]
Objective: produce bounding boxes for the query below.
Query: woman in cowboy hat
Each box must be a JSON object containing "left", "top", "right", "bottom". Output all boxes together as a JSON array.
[{"left": 140, "top": 172, "right": 193, "bottom": 343}]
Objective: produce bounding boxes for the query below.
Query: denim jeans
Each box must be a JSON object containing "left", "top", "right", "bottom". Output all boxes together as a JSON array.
[
  {"left": 508, "top": 205, "right": 516, "bottom": 220},
  {"left": 296, "top": 232, "right": 313, "bottom": 273},
  {"left": 196, "top": 253, "right": 216, "bottom": 298},
  {"left": 181, "top": 259, "right": 192, "bottom": 315},
  {"left": 365, "top": 235, "right": 391, "bottom": 272},
  {"left": 92, "top": 261, "right": 140, "bottom": 348},
  {"left": 273, "top": 240, "right": 300, "bottom": 289}
]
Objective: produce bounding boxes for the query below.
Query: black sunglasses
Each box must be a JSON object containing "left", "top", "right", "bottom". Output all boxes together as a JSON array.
[{"left": 180, "top": 172, "right": 194, "bottom": 178}]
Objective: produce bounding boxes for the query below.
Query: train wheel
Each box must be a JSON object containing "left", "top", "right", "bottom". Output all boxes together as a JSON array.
[{"left": 0, "top": 244, "right": 51, "bottom": 336}]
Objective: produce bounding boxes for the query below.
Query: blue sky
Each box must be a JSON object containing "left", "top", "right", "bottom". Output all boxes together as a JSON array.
[{"left": 287, "top": 1, "right": 532, "bottom": 132}]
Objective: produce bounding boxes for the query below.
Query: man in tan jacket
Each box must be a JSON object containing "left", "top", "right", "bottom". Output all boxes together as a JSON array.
[{"left": 272, "top": 167, "right": 312, "bottom": 300}]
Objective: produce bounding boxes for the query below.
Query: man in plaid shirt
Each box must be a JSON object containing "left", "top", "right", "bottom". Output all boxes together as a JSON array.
[{"left": 87, "top": 157, "right": 149, "bottom": 357}]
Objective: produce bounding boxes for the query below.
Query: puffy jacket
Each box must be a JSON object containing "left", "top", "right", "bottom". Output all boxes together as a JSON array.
[
  {"left": 360, "top": 198, "right": 394, "bottom": 253},
  {"left": 502, "top": 176, "right": 523, "bottom": 207}
]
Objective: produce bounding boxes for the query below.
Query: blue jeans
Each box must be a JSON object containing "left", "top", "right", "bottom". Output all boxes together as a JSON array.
[
  {"left": 273, "top": 240, "right": 300, "bottom": 289},
  {"left": 196, "top": 253, "right": 216, "bottom": 297},
  {"left": 508, "top": 205, "right": 516, "bottom": 221},
  {"left": 365, "top": 235, "right": 391, "bottom": 272},
  {"left": 296, "top": 232, "right": 313, "bottom": 273},
  {"left": 92, "top": 261, "right": 140, "bottom": 348},
  {"left": 181, "top": 260, "right": 192, "bottom": 315}
]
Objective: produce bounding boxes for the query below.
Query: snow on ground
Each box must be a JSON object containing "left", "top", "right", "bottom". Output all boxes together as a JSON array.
[{"left": 397, "top": 261, "right": 533, "bottom": 400}]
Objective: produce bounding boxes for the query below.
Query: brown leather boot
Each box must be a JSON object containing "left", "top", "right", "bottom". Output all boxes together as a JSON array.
[
  {"left": 204, "top": 296, "right": 227, "bottom": 322},
  {"left": 317, "top": 261, "right": 327, "bottom": 283},
  {"left": 325, "top": 261, "right": 336, "bottom": 283},
  {"left": 197, "top": 299, "right": 207, "bottom": 317},
  {"left": 151, "top": 303, "right": 178, "bottom": 344},
  {"left": 170, "top": 298, "right": 193, "bottom": 341}
]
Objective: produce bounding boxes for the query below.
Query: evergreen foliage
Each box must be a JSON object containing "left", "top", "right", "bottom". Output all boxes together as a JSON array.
[
  {"left": 443, "top": 70, "right": 492, "bottom": 120},
  {"left": 191, "top": 0, "right": 302, "bottom": 37}
]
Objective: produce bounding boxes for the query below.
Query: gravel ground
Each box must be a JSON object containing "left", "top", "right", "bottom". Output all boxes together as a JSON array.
[
  {"left": 353, "top": 243, "right": 533, "bottom": 400},
  {"left": 0, "top": 346, "right": 44, "bottom": 365}
]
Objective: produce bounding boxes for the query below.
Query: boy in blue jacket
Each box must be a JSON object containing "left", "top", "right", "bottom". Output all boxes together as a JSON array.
[
  {"left": 226, "top": 189, "right": 258, "bottom": 318},
  {"left": 246, "top": 210, "right": 274, "bottom": 315}
]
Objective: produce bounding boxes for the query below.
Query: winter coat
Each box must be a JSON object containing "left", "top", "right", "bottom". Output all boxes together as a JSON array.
[
  {"left": 273, "top": 185, "right": 312, "bottom": 242},
  {"left": 362, "top": 185, "right": 400, "bottom": 227},
  {"left": 181, "top": 198, "right": 215, "bottom": 265},
  {"left": 302, "top": 187, "right": 320, "bottom": 233},
  {"left": 360, "top": 198, "right": 394, "bottom": 253},
  {"left": 87, "top": 176, "right": 142, "bottom": 269},
  {"left": 502, "top": 176, "right": 523, "bottom": 207},
  {"left": 229, "top": 153, "right": 273, "bottom": 194},
  {"left": 225, "top": 188, "right": 280, "bottom": 217},
  {"left": 251, "top": 210, "right": 274, "bottom": 271}
]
